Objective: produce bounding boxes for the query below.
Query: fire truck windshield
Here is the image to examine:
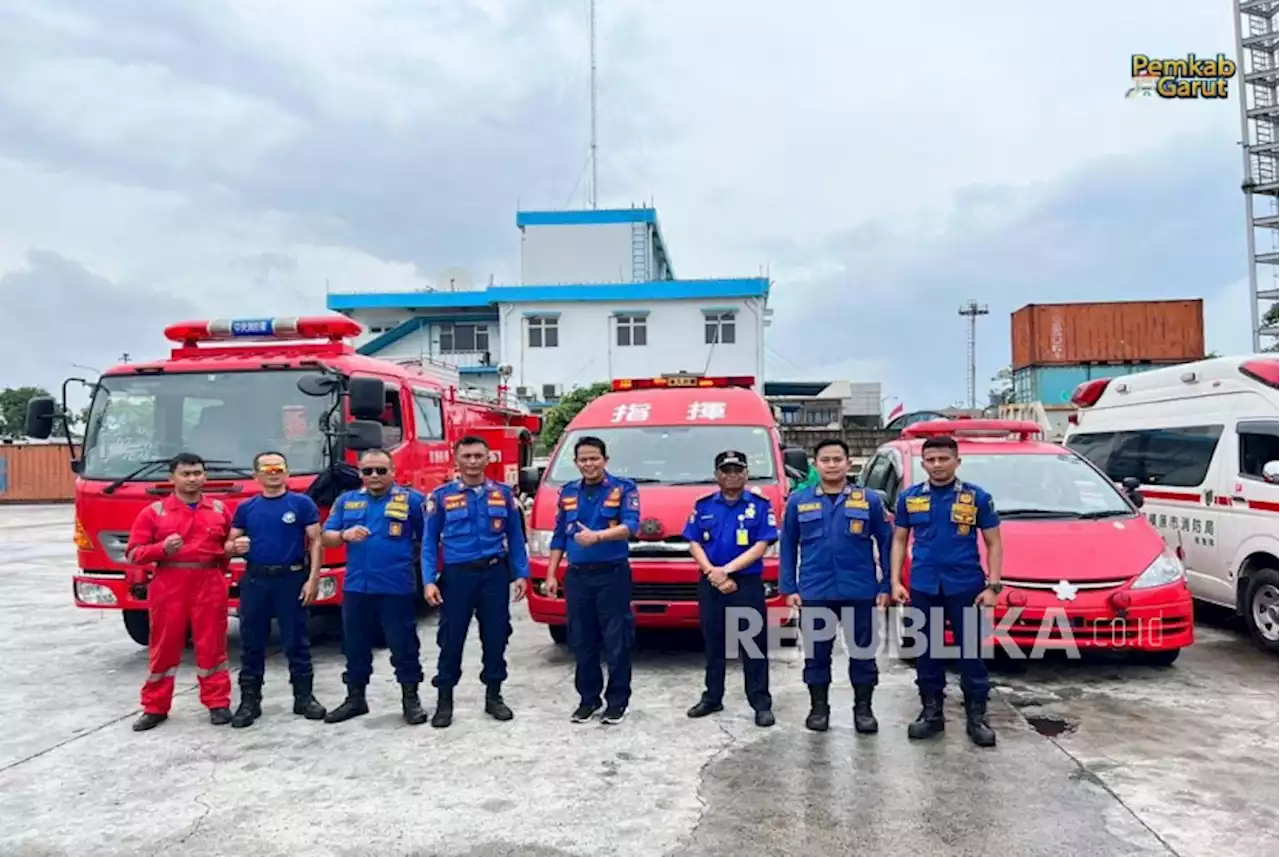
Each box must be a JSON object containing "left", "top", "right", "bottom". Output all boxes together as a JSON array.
[
  {"left": 543, "top": 425, "right": 777, "bottom": 486},
  {"left": 80, "top": 370, "right": 337, "bottom": 481}
]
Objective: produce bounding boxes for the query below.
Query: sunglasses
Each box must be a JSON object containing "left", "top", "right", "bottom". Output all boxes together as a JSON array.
[
  {"left": 361, "top": 466, "right": 390, "bottom": 476},
  {"left": 258, "top": 465, "right": 287, "bottom": 475}
]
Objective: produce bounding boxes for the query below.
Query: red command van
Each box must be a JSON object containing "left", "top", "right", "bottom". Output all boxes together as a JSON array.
[{"left": 519, "top": 375, "right": 809, "bottom": 643}]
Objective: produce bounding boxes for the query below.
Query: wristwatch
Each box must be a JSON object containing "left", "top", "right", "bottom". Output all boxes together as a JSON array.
[{"left": 985, "top": 582, "right": 1003, "bottom": 594}]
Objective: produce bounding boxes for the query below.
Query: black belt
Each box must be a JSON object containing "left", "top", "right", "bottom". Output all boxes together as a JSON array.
[
  {"left": 568, "top": 560, "right": 627, "bottom": 572},
  {"left": 245, "top": 563, "right": 306, "bottom": 578},
  {"left": 445, "top": 554, "right": 506, "bottom": 572}
]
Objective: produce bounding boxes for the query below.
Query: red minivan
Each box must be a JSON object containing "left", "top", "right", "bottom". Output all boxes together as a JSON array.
[{"left": 859, "top": 419, "right": 1195, "bottom": 665}]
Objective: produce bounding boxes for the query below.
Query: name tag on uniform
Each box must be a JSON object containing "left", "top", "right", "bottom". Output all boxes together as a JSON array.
[
  {"left": 560, "top": 496, "right": 578, "bottom": 511},
  {"left": 736, "top": 529, "right": 749, "bottom": 546},
  {"left": 797, "top": 502, "right": 822, "bottom": 513},
  {"left": 906, "top": 497, "right": 930, "bottom": 513},
  {"left": 443, "top": 494, "right": 467, "bottom": 512},
  {"left": 603, "top": 487, "right": 622, "bottom": 508},
  {"left": 344, "top": 500, "right": 367, "bottom": 511}
]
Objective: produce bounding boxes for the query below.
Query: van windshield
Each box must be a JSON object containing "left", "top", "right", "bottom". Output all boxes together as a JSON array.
[
  {"left": 80, "top": 371, "right": 336, "bottom": 480},
  {"left": 911, "top": 452, "right": 1133, "bottom": 517},
  {"left": 544, "top": 425, "right": 777, "bottom": 486}
]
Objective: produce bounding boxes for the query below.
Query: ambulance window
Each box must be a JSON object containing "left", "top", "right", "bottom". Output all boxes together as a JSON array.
[
  {"left": 1097, "top": 425, "right": 1223, "bottom": 488},
  {"left": 413, "top": 391, "right": 445, "bottom": 442},
  {"left": 381, "top": 386, "right": 404, "bottom": 448},
  {"left": 1238, "top": 420, "right": 1279, "bottom": 481}
]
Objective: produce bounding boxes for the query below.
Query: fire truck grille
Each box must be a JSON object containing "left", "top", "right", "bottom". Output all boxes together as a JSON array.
[{"left": 631, "top": 582, "right": 700, "bottom": 602}]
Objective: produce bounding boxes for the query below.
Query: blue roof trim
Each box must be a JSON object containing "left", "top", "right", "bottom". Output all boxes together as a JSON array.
[
  {"left": 523, "top": 310, "right": 561, "bottom": 318},
  {"left": 613, "top": 309, "right": 650, "bottom": 317},
  {"left": 701, "top": 306, "right": 738, "bottom": 314},
  {"left": 357, "top": 317, "right": 427, "bottom": 355},
  {"left": 516, "top": 208, "right": 656, "bottom": 227},
  {"left": 459, "top": 366, "right": 499, "bottom": 375},
  {"left": 327, "top": 278, "right": 769, "bottom": 311}
]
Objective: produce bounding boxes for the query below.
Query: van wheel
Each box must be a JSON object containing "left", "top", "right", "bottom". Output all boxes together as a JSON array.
[
  {"left": 123, "top": 610, "right": 150, "bottom": 646},
  {"left": 549, "top": 625, "right": 568, "bottom": 645},
  {"left": 1139, "top": 649, "right": 1181, "bottom": 667},
  {"left": 1245, "top": 568, "right": 1279, "bottom": 653}
]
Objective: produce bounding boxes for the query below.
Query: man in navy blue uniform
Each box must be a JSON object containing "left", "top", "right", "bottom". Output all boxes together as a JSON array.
[
  {"left": 780, "top": 439, "right": 893, "bottom": 733},
  {"left": 225, "top": 451, "right": 327, "bottom": 727},
  {"left": 320, "top": 449, "right": 430, "bottom": 726},
  {"left": 891, "top": 434, "right": 1003, "bottom": 747},
  {"left": 540, "top": 436, "right": 640, "bottom": 725},
  {"left": 683, "top": 450, "right": 778, "bottom": 728},
  {"left": 421, "top": 435, "right": 530, "bottom": 728}
]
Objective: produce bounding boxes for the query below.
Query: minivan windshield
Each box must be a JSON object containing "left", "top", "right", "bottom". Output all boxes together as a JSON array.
[
  {"left": 80, "top": 371, "right": 336, "bottom": 480},
  {"left": 911, "top": 452, "right": 1134, "bottom": 518},
  {"left": 544, "top": 425, "right": 777, "bottom": 486}
]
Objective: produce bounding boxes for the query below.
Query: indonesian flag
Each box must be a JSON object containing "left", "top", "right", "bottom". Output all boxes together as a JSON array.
[{"left": 886, "top": 402, "right": 904, "bottom": 422}]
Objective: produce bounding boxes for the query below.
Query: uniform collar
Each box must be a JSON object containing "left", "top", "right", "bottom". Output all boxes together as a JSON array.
[
  {"left": 578, "top": 473, "right": 612, "bottom": 491},
  {"left": 163, "top": 493, "right": 211, "bottom": 511},
  {"left": 923, "top": 479, "right": 962, "bottom": 493},
  {"left": 715, "top": 490, "right": 749, "bottom": 506},
  {"left": 454, "top": 477, "right": 490, "bottom": 491},
  {"left": 807, "top": 482, "right": 850, "bottom": 500}
]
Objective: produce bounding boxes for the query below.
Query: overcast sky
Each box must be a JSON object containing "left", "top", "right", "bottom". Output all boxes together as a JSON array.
[{"left": 0, "top": 0, "right": 1261, "bottom": 410}]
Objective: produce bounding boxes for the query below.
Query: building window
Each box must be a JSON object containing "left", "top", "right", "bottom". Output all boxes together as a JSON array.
[
  {"left": 438, "top": 323, "right": 489, "bottom": 354},
  {"left": 616, "top": 314, "right": 647, "bottom": 347},
  {"left": 528, "top": 317, "right": 559, "bottom": 348},
  {"left": 705, "top": 311, "right": 736, "bottom": 345}
]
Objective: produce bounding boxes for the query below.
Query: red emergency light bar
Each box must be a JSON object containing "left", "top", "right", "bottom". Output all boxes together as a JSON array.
[
  {"left": 1070, "top": 378, "right": 1110, "bottom": 408},
  {"left": 902, "top": 419, "right": 1043, "bottom": 441},
  {"left": 164, "top": 316, "right": 364, "bottom": 346},
  {"left": 1240, "top": 356, "right": 1279, "bottom": 389},
  {"left": 612, "top": 375, "right": 756, "bottom": 391}
]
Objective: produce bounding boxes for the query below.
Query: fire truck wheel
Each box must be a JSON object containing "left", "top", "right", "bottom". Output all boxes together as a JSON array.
[
  {"left": 549, "top": 625, "right": 568, "bottom": 645},
  {"left": 123, "top": 610, "right": 150, "bottom": 646}
]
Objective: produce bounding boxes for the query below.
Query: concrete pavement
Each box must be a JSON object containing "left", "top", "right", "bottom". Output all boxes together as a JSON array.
[{"left": 0, "top": 505, "right": 1275, "bottom": 856}]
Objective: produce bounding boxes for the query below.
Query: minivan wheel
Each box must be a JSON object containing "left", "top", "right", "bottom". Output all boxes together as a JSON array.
[{"left": 1245, "top": 569, "right": 1279, "bottom": 653}]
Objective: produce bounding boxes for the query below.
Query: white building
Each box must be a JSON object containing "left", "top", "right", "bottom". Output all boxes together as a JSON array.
[{"left": 327, "top": 208, "right": 770, "bottom": 410}]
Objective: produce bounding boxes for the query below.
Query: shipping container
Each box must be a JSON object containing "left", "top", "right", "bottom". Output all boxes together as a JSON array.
[
  {"left": 1011, "top": 363, "right": 1165, "bottom": 405},
  {"left": 0, "top": 442, "right": 76, "bottom": 503},
  {"left": 1010, "top": 299, "right": 1204, "bottom": 370}
]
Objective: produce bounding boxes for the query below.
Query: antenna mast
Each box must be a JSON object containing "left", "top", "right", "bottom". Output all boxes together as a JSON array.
[
  {"left": 589, "top": 0, "right": 598, "bottom": 209},
  {"left": 958, "top": 299, "right": 989, "bottom": 409}
]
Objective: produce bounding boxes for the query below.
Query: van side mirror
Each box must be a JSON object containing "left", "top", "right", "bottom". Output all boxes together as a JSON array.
[
  {"left": 1264, "top": 461, "right": 1280, "bottom": 484},
  {"left": 24, "top": 396, "right": 56, "bottom": 439},
  {"left": 1121, "top": 476, "right": 1145, "bottom": 508},
  {"left": 347, "top": 377, "right": 386, "bottom": 421},
  {"left": 782, "top": 446, "right": 809, "bottom": 474},
  {"left": 345, "top": 419, "right": 384, "bottom": 452},
  {"left": 518, "top": 465, "right": 544, "bottom": 497}
]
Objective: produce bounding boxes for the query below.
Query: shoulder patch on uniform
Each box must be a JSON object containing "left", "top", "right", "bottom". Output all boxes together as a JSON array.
[
  {"left": 212, "top": 499, "right": 225, "bottom": 514},
  {"left": 150, "top": 501, "right": 164, "bottom": 515}
]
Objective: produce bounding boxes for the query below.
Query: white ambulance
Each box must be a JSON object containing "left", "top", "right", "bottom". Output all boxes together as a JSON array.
[{"left": 1062, "top": 355, "right": 1279, "bottom": 652}]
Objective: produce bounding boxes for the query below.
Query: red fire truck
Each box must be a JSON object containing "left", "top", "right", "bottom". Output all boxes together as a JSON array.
[
  {"left": 25, "top": 315, "right": 541, "bottom": 645},
  {"left": 517, "top": 374, "right": 810, "bottom": 642}
]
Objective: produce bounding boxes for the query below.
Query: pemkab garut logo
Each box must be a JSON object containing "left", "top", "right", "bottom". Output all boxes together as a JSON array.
[{"left": 1127, "top": 53, "right": 1236, "bottom": 99}]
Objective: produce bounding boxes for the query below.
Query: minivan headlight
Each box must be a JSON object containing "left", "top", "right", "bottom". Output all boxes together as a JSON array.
[{"left": 1131, "top": 550, "right": 1185, "bottom": 589}]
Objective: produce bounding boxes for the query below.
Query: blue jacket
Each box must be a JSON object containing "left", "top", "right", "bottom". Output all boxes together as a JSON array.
[
  {"left": 323, "top": 485, "right": 425, "bottom": 595},
  {"left": 895, "top": 479, "right": 999, "bottom": 595},
  {"left": 780, "top": 484, "right": 892, "bottom": 601},
  {"left": 550, "top": 472, "right": 641, "bottom": 566},
  {"left": 681, "top": 489, "right": 778, "bottom": 576},
  {"left": 421, "top": 478, "right": 529, "bottom": 585}
]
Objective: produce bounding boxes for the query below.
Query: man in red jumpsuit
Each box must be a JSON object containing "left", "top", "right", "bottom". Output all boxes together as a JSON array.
[{"left": 126, "top": 452, "right": 235, "bottom": 731}]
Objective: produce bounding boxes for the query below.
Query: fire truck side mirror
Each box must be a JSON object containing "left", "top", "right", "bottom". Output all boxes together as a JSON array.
[
  {"left": 297, "top": 373, "right": 340, "bottom": 397},
  {"left": 347, "top": 377, "right": 386, "bottom": 421},
  {"left": 519, "top": 466, "right": 544, "bottom": 497},
  {"left": 25, "top": 396, "right": 56, "bottom": 440},
  {"left": 345, "top": 419, "right": 384, "bottom": 451}
]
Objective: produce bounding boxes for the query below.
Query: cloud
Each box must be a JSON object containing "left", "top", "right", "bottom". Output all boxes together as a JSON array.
[{"left": 0, "top": 0, "right": 1263, "bottom": 411}]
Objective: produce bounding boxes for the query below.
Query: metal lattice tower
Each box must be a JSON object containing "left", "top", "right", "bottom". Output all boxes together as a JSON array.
[
  {"left": 959, "top": 300, "right": 989, "bottom": 409},
  {"left": 1234, "top": 0, "right": 1280, "bottom": 352}
]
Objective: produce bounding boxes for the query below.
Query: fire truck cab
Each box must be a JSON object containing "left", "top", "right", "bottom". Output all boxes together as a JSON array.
[
  {"left": 25, "top": 315, "right": 540, "bottom": 645},
  {"left": 518, "top": 374, "right": 810, "bottom": 642}
]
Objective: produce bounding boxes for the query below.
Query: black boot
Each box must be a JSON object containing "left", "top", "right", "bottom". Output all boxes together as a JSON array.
[
  {"left": 431, "top": 687, "right": 454, "bottom": 728},
  {"left": 964, "top": 695, "right": 997, "bottom": 747},
  {"left": 485, "top": 684, "right": 513, "bottom": 721},
  {"left": 323, "top": 686, "right": 369, "bottom": 723},
  {"left": 132, "top": 712, "right": 167, "bottom": 732},
  {"left": 209, "top": 707, "right": 233, "bottom": 726},
  {"left": 291, "top": 675, "right": 327, "bottom": 721},
  {"left": 853, "top": 684, "right": 878, "bottom": 734},
  {"left": 805, "top": 684, "right": 830, "bottom": 732},
  {"left": 231, "top": 680, "right": 263, "bottom": 729},
  {"left": 686, "top": 697, "right": 724, "bottom": 718},
  {"left": 907, "top": 692, "right": 945, "bottom": 740},
  {"left": 401, "top": 683, "right": 428, "bottom": 725}
]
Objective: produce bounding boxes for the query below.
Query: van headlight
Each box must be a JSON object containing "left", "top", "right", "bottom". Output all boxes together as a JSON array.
[
  {"left": 528, "top": 529, "right": 555, "bottom": 557},
  {"left": 1131, "top": 550, "right": 1186, "bottom": 589}
]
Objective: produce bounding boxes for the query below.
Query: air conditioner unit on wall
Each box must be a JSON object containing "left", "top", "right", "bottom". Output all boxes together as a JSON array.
[
  {"left": 515, "top": 386, "right": 533, "bottom": 399},
  {"left": 541, "top": 383, "right": 562, "bottom": 400}
]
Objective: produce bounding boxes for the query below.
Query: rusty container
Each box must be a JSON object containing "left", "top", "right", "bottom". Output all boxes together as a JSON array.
[
  {"left": 1011, "top": 299, "right": 1205, "bottom": 370},
  {"left": 0, "top": 442, "right": 76, "bottom": 503}
]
